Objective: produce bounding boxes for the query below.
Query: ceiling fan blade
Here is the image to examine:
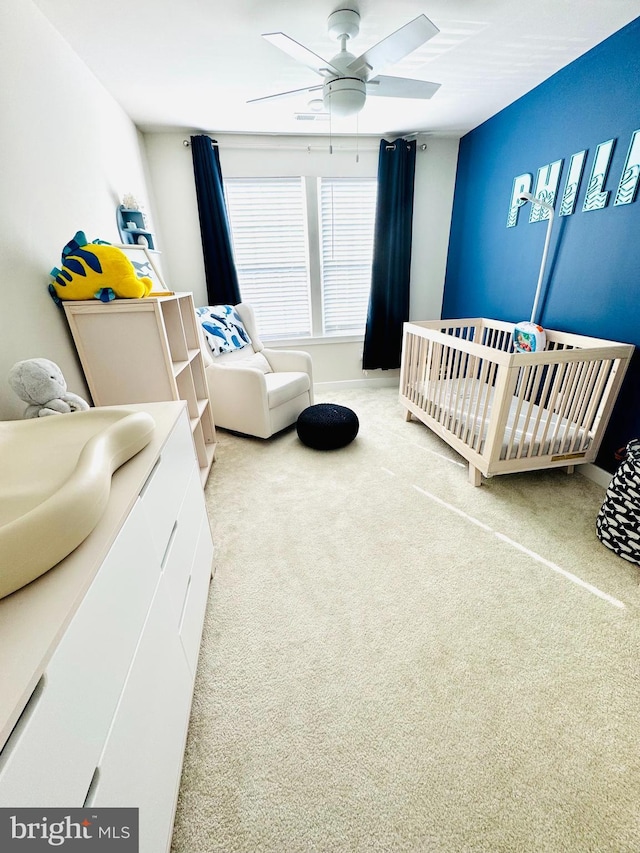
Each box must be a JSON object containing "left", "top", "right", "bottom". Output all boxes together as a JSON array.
[
  {"left": 347, "top": 14, "right": 439, "bottom": 78},
  {"left": 247, "top": 84, "right": 323, "bottom": 105},
  {"left": 366, "top": 75, "right": 441, "bottom": 100},
  {"left": 262, "top": 32, "right": 341, "bottom": 77}
]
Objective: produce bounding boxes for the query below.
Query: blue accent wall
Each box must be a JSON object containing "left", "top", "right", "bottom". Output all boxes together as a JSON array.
[{"left": 443, "top": 17, "right": 640, "bottom": 472}]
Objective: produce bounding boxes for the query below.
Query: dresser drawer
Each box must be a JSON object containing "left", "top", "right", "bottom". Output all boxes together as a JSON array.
[
  {"left": 179, "top": 511, "right": 214, "bottom": 674},
  {"left": 90, "top": 579, "right": 194, "bottom": 853},
  {"left": 140, "top": 410, "right": 195, "bottom": 561},
  {"left": 161, "top": 463, "right": 205, "bottom": 628},
  {"left": 0, "top": 497, "right": 159, "bottom": 806}
]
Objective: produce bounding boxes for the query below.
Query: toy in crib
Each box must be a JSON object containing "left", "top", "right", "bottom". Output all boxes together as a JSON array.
[{"left": 513, "top": 321, "right": 546, "bottom": 353}]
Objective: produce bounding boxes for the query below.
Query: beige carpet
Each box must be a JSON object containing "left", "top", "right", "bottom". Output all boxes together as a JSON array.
[{"left": 171, "top": 386, "right": 640, "bottom": 853}]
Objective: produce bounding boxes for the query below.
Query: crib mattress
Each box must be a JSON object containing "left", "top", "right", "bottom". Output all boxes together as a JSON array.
[{"left": 410, "top": 379, "right": 591, "bottom": 459}]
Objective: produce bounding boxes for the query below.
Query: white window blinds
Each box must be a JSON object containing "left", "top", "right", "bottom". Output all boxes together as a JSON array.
[
  {"left": 224, "top": 177, "right": 312, "bottom": 338},
  {"left": 319, "top": 177, "right": 377, "bottom": 335},
  {"left": 224, "top": 175, "right": 377, "bottom": 339}
]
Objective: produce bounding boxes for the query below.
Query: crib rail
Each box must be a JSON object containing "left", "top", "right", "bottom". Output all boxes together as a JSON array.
[
  {"left": 400, "top": 327, "right": 497, "bottom": 454},
  {"left": 399, "top": 318, "right": 634, "bottom": 482}
]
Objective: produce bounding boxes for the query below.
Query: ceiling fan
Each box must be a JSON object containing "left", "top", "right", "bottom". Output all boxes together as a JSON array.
[{"left": 248, "top": 8, "right": 441, "bottom": 118}]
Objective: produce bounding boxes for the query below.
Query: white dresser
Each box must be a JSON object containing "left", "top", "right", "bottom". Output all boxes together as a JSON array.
[{"left": 0, "top": 401, "right": 213, "bottom": 853}]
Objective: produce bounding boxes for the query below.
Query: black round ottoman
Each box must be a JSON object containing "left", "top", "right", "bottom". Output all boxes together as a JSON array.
[{"left": 296, "top": 403, "right": 359, "bottom": 450}]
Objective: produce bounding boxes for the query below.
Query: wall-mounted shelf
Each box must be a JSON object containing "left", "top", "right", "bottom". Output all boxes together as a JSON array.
[{"left": 116, "top": 205, "right": 155, "bottom": 250}]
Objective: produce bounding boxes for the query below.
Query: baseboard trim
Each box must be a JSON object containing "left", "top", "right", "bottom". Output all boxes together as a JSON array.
[
  {"left": 579, "top": 463, "right": 612, "bottom": 489},
  {"left": 315, "top": 378, "right": 400, "bottom": 391}
]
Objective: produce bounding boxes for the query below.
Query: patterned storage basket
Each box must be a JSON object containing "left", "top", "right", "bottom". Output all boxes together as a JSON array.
[{"left": 596, "top": 439, "right": 640, "bottom": 565}]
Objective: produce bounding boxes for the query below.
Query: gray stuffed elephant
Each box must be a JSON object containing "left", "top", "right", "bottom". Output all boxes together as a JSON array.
[{"left": 8, "top": 358, "right": 90, "bottom": 418}]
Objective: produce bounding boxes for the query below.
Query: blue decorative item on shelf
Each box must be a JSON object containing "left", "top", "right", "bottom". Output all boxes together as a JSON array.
[{"left": 116, "top": 204, "right": 155, "bottom": 250}]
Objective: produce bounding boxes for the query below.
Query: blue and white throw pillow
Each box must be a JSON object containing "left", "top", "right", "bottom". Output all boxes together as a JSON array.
[{"left": 196, "top": 304, "right": 251, "bottom": 356}]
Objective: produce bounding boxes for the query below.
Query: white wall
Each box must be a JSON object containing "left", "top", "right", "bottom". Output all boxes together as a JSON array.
[
  {"left": 410, "top": 137, "right": 460, "bottom": 322},
  {"left": 0, "top": 0, "right": 156, "bottom": 419},
  {"left": 144, "top": 132, "right": 459, "bottom": 383}
]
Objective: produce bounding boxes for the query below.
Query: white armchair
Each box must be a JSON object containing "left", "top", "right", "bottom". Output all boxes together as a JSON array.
[{"left": 199, "top": 303, "right": 314, "bottom": 439}]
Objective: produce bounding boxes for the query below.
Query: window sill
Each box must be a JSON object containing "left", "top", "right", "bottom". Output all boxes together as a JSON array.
[{"left": 263, "top": 334, "right": 365, "bottom": 348}]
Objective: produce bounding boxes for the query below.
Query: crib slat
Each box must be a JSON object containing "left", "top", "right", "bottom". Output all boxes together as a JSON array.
[
  {"left": 409, "top": 332, "right": 422, "bottom": 408},
  {"left": 450, "top": 350, "right": 463, "bottom": 436},
  {"left": 523, "top": 365, "right": 554, "bottom": 458},
  {"left": 486, "top": 366, "right": 519, "bottom": 467},
  {"left": 545, "top": 362, "right": 570, "bottom": 454},
  {"left": 515, "top": 364, "right": 544, "bottom": 460},
  {"left": 514, "top": 365, "right": 539, "bottom": 459},
  {"left": 562, "top": 359, "right": 591, "bottom": 451},
  {"left": 584, "top": 359, "right": 617, "bottom": 438},
  {"left": 535, "top": 362, "right": 567, "bottom": 455},
  {"left": 569, "top": 360, "right": 600, "bottom": 451},
  {"left": 458, "top": 353, "right": 477, "bottom": 444},
  {"left": 505, "top": 364, "right": 529, "bottom": 460},
  {"left": 462, "top": 356, "right": 484, "bottom": 450},
  {"left": 562, "top": 360, "right": 591, "bottom": 450},
  {"left": 431, "top": 342, "right": 444, "bottom": 419},
  {"left": 548, "top": 361, "right": 576, "bottom": 454},
  {"left": 421, "top": 338, "right": 431, "bottom": 410},
  {"left": 479, "top": 359, "right": 497, "bottom": 453}
]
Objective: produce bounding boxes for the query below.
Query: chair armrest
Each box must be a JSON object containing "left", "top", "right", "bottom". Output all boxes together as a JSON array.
[
  {"left": 205, "top": 362, "right": 272, "bottom": 437},
  {"left": 206, "top": 362, "right": 269, "bottom": 401},
  {"left": 263, "top": 348, "right": 313, "bottom": 379}
]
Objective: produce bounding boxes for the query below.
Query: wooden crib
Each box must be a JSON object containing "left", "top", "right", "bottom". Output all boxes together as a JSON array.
[{"left": 399, "top": 318, "right": 634, "bottom": 485}]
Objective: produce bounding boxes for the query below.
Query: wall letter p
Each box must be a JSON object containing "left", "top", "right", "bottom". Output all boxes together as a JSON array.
[{"left": 507, "top": 174, "right": 532, "bottom": 227}]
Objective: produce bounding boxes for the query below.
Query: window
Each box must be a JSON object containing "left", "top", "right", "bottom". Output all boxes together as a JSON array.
[
  {"left": 223, "top": 178, "right": 311, "bottom": 339},
  {"left": 225, "top": 176, "right": 377, "bottom": 339},
  {"left": 319, "top": 177, "right": 377, "bottom": 335}
]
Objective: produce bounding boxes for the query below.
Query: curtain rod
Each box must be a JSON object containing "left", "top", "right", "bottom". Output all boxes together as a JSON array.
[
  {"left": 182, "top": 137, "right": 427, "bottom": 152},
  {"left": 385, "top": 142, "right": 428, "bottom": 151}
]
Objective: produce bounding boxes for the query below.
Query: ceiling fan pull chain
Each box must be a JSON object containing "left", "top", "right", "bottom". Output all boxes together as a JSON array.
[{"left": 329, "top": 107, "right": 333, "bottom": 154}]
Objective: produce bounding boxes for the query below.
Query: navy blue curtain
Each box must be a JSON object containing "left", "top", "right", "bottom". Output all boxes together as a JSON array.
[
  {"left": 362, "top": 138, "right": 417, "bottom": 370},
  {"left": 190, "top": 134, "right": 241, "bottom": 305}
]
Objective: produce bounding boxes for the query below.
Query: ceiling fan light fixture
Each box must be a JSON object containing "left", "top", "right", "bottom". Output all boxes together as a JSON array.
[{"left": 323, "top": 77, "right": 366, "bottom": 117}]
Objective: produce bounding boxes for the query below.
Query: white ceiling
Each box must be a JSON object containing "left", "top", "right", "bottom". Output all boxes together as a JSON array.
[{"left": 34, "top": 0, "right": 640, "bottom": 138}]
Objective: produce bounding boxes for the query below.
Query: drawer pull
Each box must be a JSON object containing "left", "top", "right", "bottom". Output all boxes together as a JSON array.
[
  {"left": 160, "top": 521, "right": 178, "bottom": 571},
  {"left": 83, "top": 766, "right": 100, "bottom": 807},
  {"left": 0, "top": 674, "right": 47, "bottom": 770},
  {"left": 178, "top": 575, "right": 192, "bottom": 632},
  {"left": 139, "top": 455, "right": 162, "bottom": 497}
]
